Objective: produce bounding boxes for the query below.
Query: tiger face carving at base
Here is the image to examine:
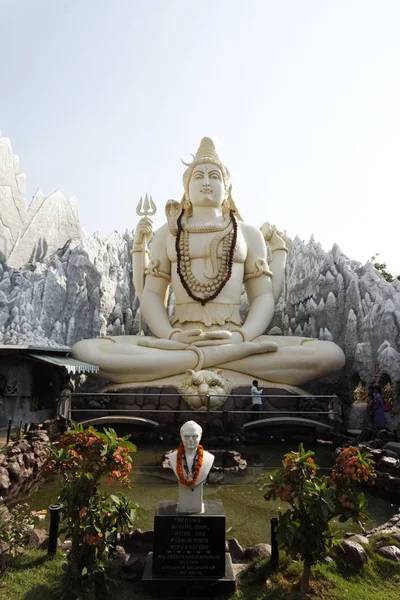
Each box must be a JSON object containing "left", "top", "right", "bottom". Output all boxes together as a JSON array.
[{"left": 177, "top": 369, "right": 233, "bottom": 410}]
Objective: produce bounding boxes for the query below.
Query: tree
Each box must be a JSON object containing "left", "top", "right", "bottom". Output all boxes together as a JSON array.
[
  {"left": 371, "top": 254, "right": 400, "bottom": 282},
  {"left": 46, "top": 424, "right": 140, "bottom": 600},
  {"left": 262, "top": 444, "right": 375, "bottom": 595}
]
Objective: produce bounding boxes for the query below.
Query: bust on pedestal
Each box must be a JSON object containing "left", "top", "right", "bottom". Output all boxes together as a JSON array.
[
  {"left": 167, "top": 421, "right": 214, "bottom": 514},
  {"left": 142, "top": 420, "right": 235, "bottom": 597}
]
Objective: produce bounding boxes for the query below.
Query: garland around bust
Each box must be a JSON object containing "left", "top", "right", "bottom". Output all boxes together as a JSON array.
[{"left": 176, "top": 442, "right": 204, "bottom": 487}]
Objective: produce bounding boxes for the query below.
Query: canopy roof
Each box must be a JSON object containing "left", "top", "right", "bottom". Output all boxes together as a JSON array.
[{"left": 26, "top": 353, "right": 99, "bottom": 375}]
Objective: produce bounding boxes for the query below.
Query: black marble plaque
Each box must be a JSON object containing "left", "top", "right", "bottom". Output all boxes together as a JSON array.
[
  {"left": 152, "top": 500, "right": 226, "bottom": 578},
  {"left": 143, "top": 552, "right": 236, "bottom": 597}
]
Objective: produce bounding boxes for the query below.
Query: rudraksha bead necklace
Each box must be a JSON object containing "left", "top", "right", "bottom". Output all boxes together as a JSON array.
[{"left": 175, "top": 209, "right": 238, "bottom": 306}]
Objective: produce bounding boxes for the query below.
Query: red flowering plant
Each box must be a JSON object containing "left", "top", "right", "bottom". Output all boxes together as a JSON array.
[
  {"left": 45, "top": 424, "right": 140, "bottom": 600},
  {"left": 262, "top": 444, "right": 375, "bottom": 595}
]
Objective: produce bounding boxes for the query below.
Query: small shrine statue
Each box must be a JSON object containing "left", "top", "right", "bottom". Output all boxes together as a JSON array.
[{"left": 167, "top": 421, "right": 214, "bottom": 514}]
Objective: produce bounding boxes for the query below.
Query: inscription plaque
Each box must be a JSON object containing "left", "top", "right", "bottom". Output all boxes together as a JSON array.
[{"left": 152, "top": 500, "right": 226, "bottom": 578}]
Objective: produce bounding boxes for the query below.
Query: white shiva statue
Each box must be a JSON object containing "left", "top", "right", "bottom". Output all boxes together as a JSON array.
[{"left": 72, "top": 137, "right": 345, "bottom": 389}]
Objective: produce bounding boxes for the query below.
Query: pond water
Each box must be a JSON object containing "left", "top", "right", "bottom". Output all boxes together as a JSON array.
[{"left": 24, "top": 442, "right": 398, "bottom": 547}]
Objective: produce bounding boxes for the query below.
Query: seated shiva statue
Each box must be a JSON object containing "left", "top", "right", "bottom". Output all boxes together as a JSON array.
[{"left": 72, "top": 137, "right": 345, "bottom": 388}]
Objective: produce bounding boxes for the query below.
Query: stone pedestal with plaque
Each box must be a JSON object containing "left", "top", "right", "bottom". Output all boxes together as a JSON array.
[{"left": 142, "top": 499, "right": 235, "bottom": 597}]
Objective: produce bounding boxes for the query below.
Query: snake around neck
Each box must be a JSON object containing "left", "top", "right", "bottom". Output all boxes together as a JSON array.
[{"left": 175, "top": 209, "right": 238, "bottom": 306}]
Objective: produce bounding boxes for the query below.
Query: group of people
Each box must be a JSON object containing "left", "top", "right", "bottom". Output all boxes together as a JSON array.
[{"left": 250, "top": 380, "right": 391, "bottom": 432}]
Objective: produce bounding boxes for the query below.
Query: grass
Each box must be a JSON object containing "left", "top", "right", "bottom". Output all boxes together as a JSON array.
[
  {"left": 313, "top": 550, "right": 400, "bottom": 600},
  {"left": 0, "top": 549, "right": 149, "bottom": 600},
  {"left": 0, "top": 549, "right": 62, "bottom": 600},
  {"left": 233, "top": 546, "right": 400, "bottom": 600},
  {"left": 2, "top": 546, "right": 400, "bottom": 600}
]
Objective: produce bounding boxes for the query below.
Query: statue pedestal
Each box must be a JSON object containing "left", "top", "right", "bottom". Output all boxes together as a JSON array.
[
  {"left": 177, "top": 482, "right": 204, "bottom": 513},
  {"left": 142, "top": 500, "right": 235, "bottom": 597}
]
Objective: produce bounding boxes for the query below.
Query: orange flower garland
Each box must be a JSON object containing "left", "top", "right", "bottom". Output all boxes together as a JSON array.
[{"left": 176, "top": 442, "right": 204, "bottom": 487}]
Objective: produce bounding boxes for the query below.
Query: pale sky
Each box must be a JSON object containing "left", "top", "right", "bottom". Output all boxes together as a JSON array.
[{"left": 1, "top": 0, "right": 400, "bottom": 274}]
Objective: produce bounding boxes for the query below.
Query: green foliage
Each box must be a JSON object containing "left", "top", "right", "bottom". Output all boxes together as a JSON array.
[
  {"left": 262, "top": 444, "right": 375, "bottom": 595},
  {"left": 234, "top": 548, "right": 400, "bottom": 600},
  {"left": 371, "top": 254, "right": 400, "bottom": 282},
  {"left": 0, "top": 549, "right": 64, "bottom": 599},
  {"left": 0, "top": 548, "right": 151, "bottom": 600},
  {"left": 45, "top": 424, "right": 140, "bottom": 600},
  {"left": 3, "top": 546, "right": 400, "bottom": 600},
  {"left": 0, "top": 504, "right": 37, "bottom": 559}
]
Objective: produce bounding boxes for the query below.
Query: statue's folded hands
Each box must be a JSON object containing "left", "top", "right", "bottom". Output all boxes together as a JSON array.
[{"left": 169, "top": 328, "right": 232, "bottom": 344}]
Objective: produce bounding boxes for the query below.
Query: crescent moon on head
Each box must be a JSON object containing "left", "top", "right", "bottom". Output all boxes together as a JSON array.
[{"left": 181, "top": 154, "right": 195, "bottom": 167}]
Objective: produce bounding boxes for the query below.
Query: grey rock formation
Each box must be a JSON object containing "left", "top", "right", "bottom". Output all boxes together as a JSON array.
[
  {"left": 0, "top": 134, "right": 84, "bottom": 268},
  {"left": 0, "top": 430, "right": 51, "bottom": 498},
  {"left": 0, "top": 137, "right": 27, "bottom": 262},
  {"left": 0, "top": 231, "right": 136, "bottom": 347},
  {"left": 270, "top": 236, "right": 400, "bottom": 388},
  {"left": 0, "top": 135, "right": 136, "bottom": 347},
  {"left": 7, "top": 189, "right": 83, "bottom": 268}
]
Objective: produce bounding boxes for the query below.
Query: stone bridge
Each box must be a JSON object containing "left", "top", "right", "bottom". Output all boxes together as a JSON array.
[
  {"left": 242, "top": 416, "right": 333, "bottom": 433},
  {"left": 76, "top": 413, "right": 332, "bottom": 438},
  {"left": 78, "top": 415, "right": 159, "bottom": 429}
]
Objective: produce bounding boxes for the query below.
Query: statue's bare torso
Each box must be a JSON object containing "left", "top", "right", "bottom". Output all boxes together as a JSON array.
[{"left": 166, "top": 221, "right": 248, "bottom": 308}]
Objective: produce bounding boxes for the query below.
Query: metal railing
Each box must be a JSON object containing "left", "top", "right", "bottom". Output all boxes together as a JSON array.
[{"left": 70, "top": 391, "right": 337, "bottom": 429}]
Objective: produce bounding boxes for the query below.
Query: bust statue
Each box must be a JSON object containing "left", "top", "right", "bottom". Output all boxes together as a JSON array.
[
  {"left": 167, "top": 421, "right": 214, "bottom": 513},
  {"left": 72, "top": 137, "right": 345, "bottom": 389}
]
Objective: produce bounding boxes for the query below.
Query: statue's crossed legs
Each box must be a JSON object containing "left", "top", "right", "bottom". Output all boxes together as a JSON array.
[{"left": 73, "top": 334, "right": 345, "bottom": 385}]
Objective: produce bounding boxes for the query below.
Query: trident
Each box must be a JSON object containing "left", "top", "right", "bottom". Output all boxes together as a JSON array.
[
  {"left": 136, "top": 194, "right": 157, "bottom": 218},
  {"left": 134, "top": 194, "right": 157, "bottom": 334}
]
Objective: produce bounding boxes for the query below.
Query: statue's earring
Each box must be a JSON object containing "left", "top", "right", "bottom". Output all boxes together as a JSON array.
[
  {"left": 222, "top": 197, "right": 231, "bottom": 218},
  {"left": 183, "top": 195, "right": 193, "bottom": 217}
]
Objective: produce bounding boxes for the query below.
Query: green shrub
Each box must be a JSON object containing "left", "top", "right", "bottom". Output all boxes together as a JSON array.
[
  {"left": 46, "top": 424, "right": 140, "bottom": 599},
  {"left": 262, "top": 444, "right": 375, "bottom": 594}
]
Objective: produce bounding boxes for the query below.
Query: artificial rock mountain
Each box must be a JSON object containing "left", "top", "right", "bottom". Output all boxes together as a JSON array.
[{"left": 0, "top": 133, "right": 399, "bottom": 393}]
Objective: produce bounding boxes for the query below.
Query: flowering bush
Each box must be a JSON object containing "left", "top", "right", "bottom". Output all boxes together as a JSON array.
[
  {"left": 263, "top": 444, "right": 375, "bottom": 594},
  {"left": 46, "top": 424, "right": 140, "bottom": 599}
]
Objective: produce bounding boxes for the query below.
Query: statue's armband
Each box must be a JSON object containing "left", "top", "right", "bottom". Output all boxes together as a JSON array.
[
  {"left": 144, "top": 259, "right": 171, "bottom": 281},
  {"left": 244, "top": 259, "right": 273, "bottom": 282}
]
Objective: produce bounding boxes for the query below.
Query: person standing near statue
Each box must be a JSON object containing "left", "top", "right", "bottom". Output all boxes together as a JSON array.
[
  {"left": 328, "top": 394, "right": 344, "bottom": 432},
  {"left": 372, "top": 385, "right": 386, "bottom": 430},
  {"left": 56, "top": 374, "right": 74, "bottom": 430},
  {"left": 251, "top": 379, "right": 263, "bottom": 419},
  {"left": 366, "top": 385, "right": 375, "bottom": 426}
]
